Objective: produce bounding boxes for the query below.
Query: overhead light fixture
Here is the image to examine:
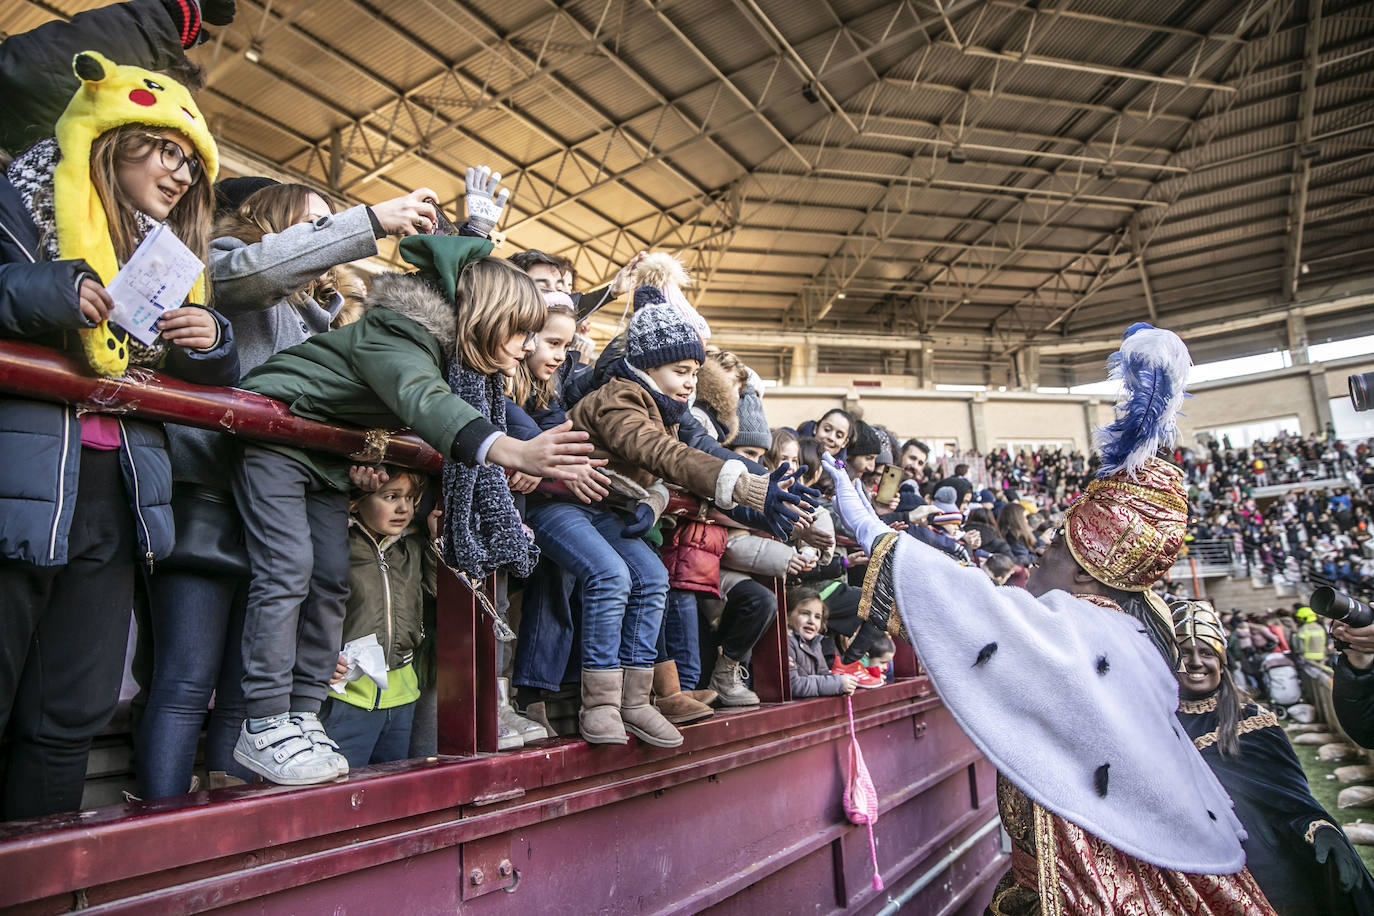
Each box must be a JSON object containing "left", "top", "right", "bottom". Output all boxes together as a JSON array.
[
  {"left": 835, "top": 292, "right": 846, "bottom": 299},
  {"left": 245, "top": 41, "right": 264, "bottom": 64},
  {"left": 946, "top": 147, "right": 967, "bottom": 164},
  {"left": 801, "top": 81, "right": 821, "bottom": 105},
  {"left": 1097, "top": 163, "right": 1117, "bottom": 180}
]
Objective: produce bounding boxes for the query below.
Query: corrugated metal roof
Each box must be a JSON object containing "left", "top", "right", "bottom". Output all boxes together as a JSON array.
[{"left": 4, "top": 0, "right": 1371, "bottom": 377}]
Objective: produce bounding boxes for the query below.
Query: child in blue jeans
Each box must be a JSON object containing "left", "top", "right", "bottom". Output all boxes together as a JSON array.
[
  {"left": 322, "top": 468, "right": 437, "bottom": 768},
  {"left": 557, "top": 302, "right": 803, "bottom": 747}
]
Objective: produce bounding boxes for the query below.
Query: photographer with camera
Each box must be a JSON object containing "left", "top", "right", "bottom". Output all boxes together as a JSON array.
[{"left": 1332, "top": 613, "right": 1374, "bottom": 748}]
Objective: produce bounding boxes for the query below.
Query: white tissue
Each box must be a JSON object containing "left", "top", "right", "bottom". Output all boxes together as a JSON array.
[{"left": 329, "top": 633, "right": 389, "bottom": 694}]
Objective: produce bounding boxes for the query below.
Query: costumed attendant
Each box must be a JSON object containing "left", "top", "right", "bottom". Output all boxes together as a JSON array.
[
  {"left": 1174, "top": 599, "right": 1374, "bottom": 915},
  {"left": 0, "top": 52, "right": 236, "bottom": 818},
  {"left": 822, "top": 323, "right": 1277, "bottom": 914}
]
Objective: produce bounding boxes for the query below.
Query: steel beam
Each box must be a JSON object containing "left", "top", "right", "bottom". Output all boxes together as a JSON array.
[{"left": 1280, "top": 0, "right": 1323, "bottom": 300}]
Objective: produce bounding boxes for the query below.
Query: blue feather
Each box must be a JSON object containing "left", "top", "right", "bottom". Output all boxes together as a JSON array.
[{"left": 1092, "top": 324, "right": 1192, "bottom": 479}]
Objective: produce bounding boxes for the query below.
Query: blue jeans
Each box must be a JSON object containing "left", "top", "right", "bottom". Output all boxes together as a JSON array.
[
  {"left": 321, "top": 697, "right": 416, "bottom": 769},
  {"left": 513, "top": 557, "right": 580, "bottom": 691},
  {"left": 526, "top": 501, "right": 668, "bottom": 669},
  {"left": 139, "top": 570, "right": 253, "bottom": 798},
  {"left": 656, "top": 589, "right": 702, "bottom": 688}
]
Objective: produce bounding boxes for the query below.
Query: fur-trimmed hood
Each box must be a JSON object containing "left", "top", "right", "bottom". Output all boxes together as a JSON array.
[
  {"left": 367, "top": 272, "right": 458, "bottom": 358},
  {"left": 694, "top": 359, "right": 740, "bottom": 443}
]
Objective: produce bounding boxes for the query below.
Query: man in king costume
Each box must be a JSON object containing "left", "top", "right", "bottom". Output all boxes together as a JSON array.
[{"left": 822, "top": 324, "right": 1277, "bottom": 914}]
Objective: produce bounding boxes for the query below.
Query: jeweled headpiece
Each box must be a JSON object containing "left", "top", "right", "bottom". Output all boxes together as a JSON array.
[{"left": 1171, "top": 599, "right": 1227, "bottom": 658}]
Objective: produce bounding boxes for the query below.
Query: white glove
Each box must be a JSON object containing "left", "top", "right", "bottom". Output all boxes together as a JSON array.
[{"left": 464, "top": 165, "right": 510, "bottom": 236}]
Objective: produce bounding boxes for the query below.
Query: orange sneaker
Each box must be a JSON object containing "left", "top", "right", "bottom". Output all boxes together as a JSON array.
[{"left": 831, "top": 659, "right": 885, "bottom": 689}]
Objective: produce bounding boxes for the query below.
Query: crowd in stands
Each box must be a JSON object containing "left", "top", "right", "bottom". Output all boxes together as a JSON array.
[{"left": 2, "top": 4, "right": 1373, "bottom": 855}]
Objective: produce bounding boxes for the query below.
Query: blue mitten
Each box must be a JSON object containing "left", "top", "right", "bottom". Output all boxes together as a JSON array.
[
  {"left": 789, "top": 465, "right": 822, "bottom": 510},
  {"left": 761, "top": 462, "right": 804, "bottom": 540},
  {"left": 621, "top": 502, "right": 656, "bottom": 539}
]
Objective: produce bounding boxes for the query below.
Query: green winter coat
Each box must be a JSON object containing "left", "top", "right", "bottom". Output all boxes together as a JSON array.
[
  {"left": 238, "top": 238, "right": 499, "bottom": 489},
  {"left": 333, "top": 519, "right": 435, "bottom": 710}
]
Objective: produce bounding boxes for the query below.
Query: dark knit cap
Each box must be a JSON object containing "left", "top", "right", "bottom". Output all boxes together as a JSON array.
[
  {"left": 626, "top": 303, "right": 706, "bottom": 370},
  {"left": 848, "top": 421, "right": 883, "bottom": 458},
  {"left": 214, "top": 176, "right": 279, "bottom": 215},
  {"left": 933, "top": 476, "right": 973, "bottom": 504},
  {"left": 732, "top": 387, "right": 771, "bottom": 450}
]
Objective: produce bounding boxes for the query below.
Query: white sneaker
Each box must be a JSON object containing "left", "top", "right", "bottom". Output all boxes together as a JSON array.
[
  {"left": 498, "top": 678, "right": 548, "bottom": 742},
  {"left": 233, "top": 720, "right": 340, "bottom": 786},
  {"left": 291, "top": 712, "right": 349, "bottom": 777},
  {"left": 497, "top": 718, "right": 524, "bottom": 751}
]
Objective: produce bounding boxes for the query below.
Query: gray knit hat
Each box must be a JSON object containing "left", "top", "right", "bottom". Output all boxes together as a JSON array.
[
  {"left": 626, "top": 303, "right": 706, "bottom": 370},
  {"left": 732, "top": 386, "right": 771, "bottom": 450}
]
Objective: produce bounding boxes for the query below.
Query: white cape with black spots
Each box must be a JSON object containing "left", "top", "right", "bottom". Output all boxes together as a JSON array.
[{"left": 888, "top": 533, "right": 1247, "bottom": 874}]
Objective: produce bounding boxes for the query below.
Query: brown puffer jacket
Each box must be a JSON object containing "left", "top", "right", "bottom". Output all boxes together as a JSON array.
[{"left": 568, "top": 377, "right": 769, "bottom": 518}]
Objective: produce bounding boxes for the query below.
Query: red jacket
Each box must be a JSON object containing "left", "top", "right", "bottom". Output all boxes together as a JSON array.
[{"left": 660, "top": 518, "right": 727, "bottom": 596}]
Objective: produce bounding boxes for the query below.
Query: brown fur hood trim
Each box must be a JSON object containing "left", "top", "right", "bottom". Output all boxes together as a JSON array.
[
  {"left": 694, "top": 359, "right": 740, "bottom": 442},
  {"left": 366, "top": 272, "right": 458, "bottom": 357}
]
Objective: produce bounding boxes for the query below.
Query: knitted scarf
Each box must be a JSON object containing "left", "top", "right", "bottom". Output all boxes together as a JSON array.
[
  {"left": 7, "top": 139, "right": 166, "bottom": 365},
  {"left": 441, "top": 357, "right": 539, "bottom": 579},
  {"left": 612, "top": 356, "right": 689, "bottom": 426}
]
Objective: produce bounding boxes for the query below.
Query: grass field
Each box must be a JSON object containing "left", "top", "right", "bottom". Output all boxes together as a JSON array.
[{"left": 1292, "top": 738, "right": 1374, "bottom": 873}]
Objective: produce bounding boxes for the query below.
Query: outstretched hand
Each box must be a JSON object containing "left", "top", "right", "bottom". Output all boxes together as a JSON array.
[
  {"left": 486, "top": 422, "right": 597, "bottom": 481},
  {"left": 761, "top": 461, "right": 805, "bottom": 540},
  {"left": 788, "top": 464, "right": 822, "bottom": 510}
]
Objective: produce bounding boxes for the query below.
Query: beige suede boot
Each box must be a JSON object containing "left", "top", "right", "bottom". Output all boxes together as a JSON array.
[
  {"left": 579, "top": 668, "right": 628, "bottom": 745},
  {"left": 621, "top": 667, "right": 684, "bottom": 747},
  {"left": 651, "top": 660, "right": 715, "bottom": 725}
]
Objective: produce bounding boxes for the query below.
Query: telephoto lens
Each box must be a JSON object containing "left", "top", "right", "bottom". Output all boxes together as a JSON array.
[
  {"left": 1311, "top": 586, "right": 1374, "bottom": 629},
  {"left": 1351, "top": 371, "right": 1374, "bottom": 412}
]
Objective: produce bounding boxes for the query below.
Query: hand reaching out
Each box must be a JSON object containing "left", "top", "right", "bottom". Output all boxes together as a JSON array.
[{"left": 564, "top": 464, "right": 609, "bottom": 504}]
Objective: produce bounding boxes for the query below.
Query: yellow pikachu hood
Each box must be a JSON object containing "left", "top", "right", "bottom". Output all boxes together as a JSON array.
[{"left": 54, "top": 50, "right": 219, "bottom": 377}]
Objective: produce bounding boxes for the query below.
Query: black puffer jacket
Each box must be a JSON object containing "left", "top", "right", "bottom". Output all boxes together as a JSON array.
[
  {"left": 0, "top": 0, "right": 206, "bottom": 157},
  {"left": 0, "top": 172, "right": 238, "bottom": 566}
]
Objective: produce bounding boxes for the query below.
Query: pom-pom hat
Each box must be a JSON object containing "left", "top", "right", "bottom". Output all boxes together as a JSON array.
[{"left": 625, "top": 303, "right": 705, "bottom": 371}]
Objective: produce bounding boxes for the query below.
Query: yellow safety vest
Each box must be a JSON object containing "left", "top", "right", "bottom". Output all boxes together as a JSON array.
[{"left": 1296, "top": 622, "right": 1327, "bottom": 661}]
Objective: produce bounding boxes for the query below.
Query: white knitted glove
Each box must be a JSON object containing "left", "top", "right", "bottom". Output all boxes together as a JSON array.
[{"left": 464, "top": 165, "right": 510, "bottom": 237}]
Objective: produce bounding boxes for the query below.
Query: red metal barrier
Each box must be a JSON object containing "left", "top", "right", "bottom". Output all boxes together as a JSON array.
[{"left": 0, "top": 339, "right": 1003, "bottom": 913}]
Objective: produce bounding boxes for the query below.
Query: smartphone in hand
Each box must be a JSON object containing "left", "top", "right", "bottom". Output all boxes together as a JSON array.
[{"left": 876, "top": 464, "right": 903, "bottom": 505}]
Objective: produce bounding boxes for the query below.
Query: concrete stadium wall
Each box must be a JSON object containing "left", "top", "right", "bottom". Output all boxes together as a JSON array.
[{"left": 762, "top": 354, "right": 1372, "bottom": 451}]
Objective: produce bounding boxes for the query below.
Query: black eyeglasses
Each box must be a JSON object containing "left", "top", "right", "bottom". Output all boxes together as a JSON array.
[{"left": 140, "top": 134, "right": 203, "bottom": 185}]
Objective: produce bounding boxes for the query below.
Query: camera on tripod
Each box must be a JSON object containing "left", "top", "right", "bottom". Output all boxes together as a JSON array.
[{"left": 1311, "top": 586, "right": 1374, "bottom": 629}]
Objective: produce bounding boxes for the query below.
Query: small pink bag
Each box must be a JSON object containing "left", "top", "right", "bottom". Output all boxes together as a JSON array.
[{"left": 842, "top": 696, "right": 884, "bottom": 892}]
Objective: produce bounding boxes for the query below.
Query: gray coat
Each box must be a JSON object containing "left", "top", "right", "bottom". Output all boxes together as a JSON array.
[
  {"left": 788, "top": 630, "right": 845, "bottom": 698},
  {"left": 166, "top": 205, "right": 379, "bottom": 487}
]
